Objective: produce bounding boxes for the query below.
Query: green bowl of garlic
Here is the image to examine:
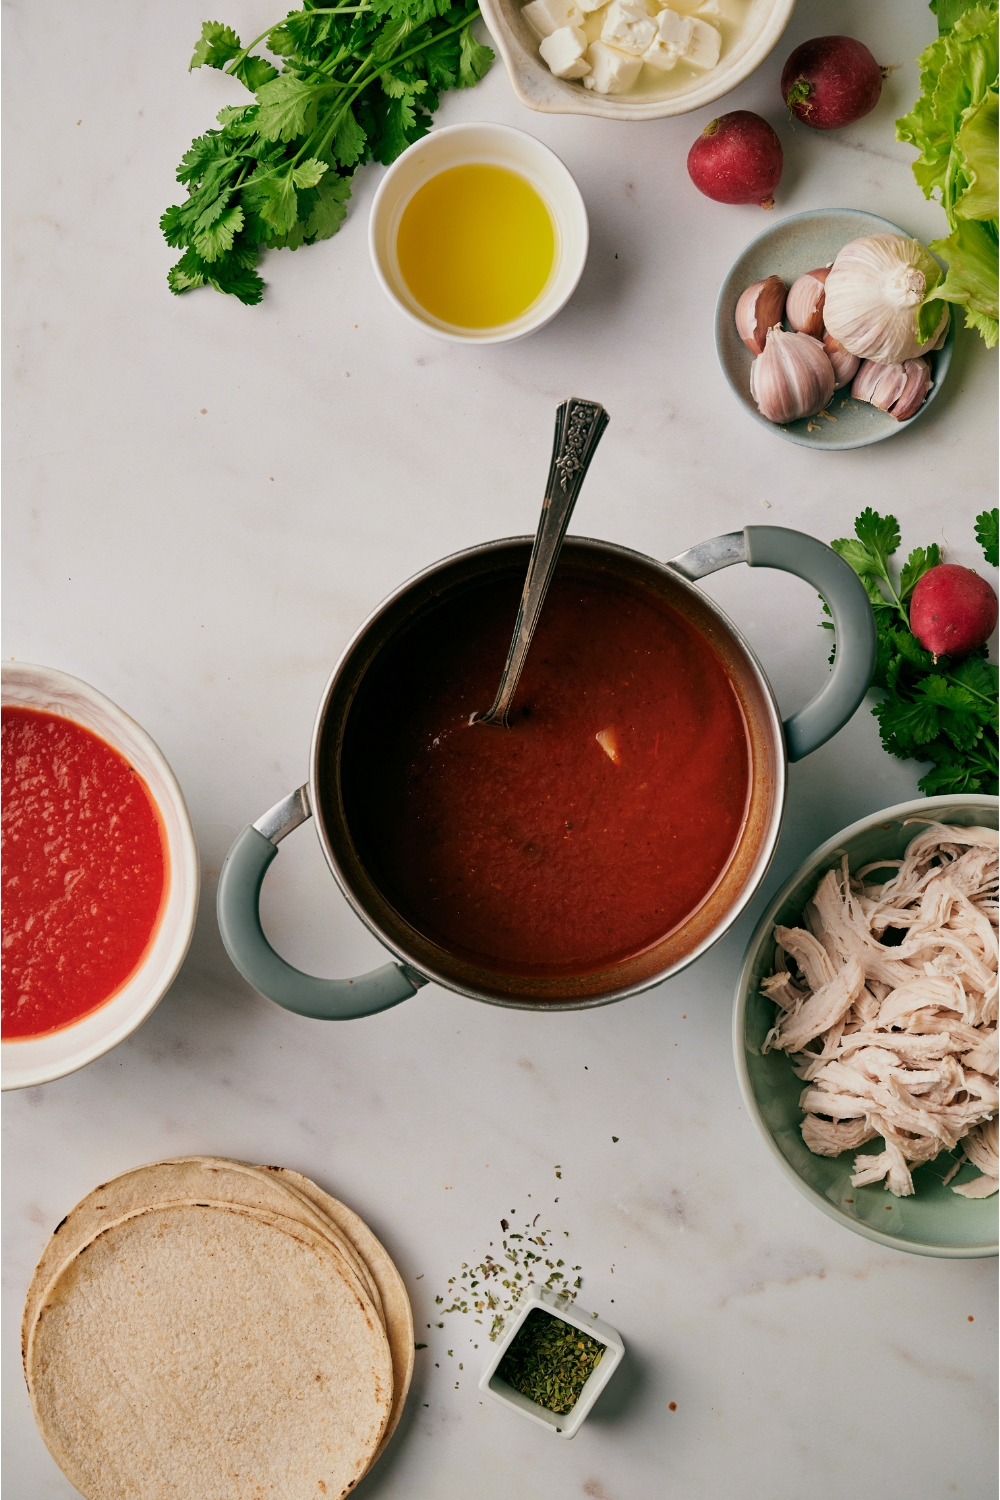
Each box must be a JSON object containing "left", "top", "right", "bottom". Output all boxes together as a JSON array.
[
  {"left": 734, "top": 795, "right": 998, "bottom": 1258},
  {"left": 715, "top": 208, "right": 956, "bottom": 450}
]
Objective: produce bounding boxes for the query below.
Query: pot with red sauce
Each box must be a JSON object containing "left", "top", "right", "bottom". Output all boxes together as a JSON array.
[{"left": 218, "top": 527, "right": 875, "bottom": 1014}]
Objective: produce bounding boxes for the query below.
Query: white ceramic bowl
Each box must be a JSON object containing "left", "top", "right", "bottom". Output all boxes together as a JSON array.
[
  {"left": 479, "top": 0, "right": 797, "bottom": 120},
  {"left": 1, "top": 663, "right": 200, "bottom": 1090},
  {"left": 478, "top": 1286, "right": 624, "bottom": 1437},
  {"left": 368, "top": 122, "right": 588, "bottom": 344}
]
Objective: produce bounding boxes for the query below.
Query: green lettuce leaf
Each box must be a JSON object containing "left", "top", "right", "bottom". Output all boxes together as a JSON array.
[
  {"left": 954, "top": 89, "right": 999, "bottom": 217},
  {"left": 929, "top": 217, "right": 1000, "bottom": 344}
]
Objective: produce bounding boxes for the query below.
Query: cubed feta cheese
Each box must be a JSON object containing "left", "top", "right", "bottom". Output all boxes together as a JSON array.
[
  {"left": 685, "top": 14, "right": 721, "bottom": 66},
  {"left": 600, "top": 0, "right": 657, "bottom": 56},
  {"left": 642, "top": 9, "right": 720, "bottom": 71},
  {"left": 582, "top": 40, "right": 643, "bottom": 92},
  {"left": 576, "top": 0, "right": 606, "bottom": 12},
  {"left": 522, "top": 0, "right": 583, "bottom": 39},
  {"left": 696, "top": 0, "right": 741, "bottom": 23},
  {"left": 642, "top": 8, "right": 687, "bottom": 70},
  {"left": 539, "top": 24, "right": 591, "bottom": 77}
]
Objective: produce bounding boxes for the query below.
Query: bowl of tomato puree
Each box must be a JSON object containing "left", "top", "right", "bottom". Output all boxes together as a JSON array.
[
  {"left": 2, "top": 663, "right": 199, "bottom": 1090},
  {"left": 217, "top": 527, "right": 876, "bottom": 1018}
]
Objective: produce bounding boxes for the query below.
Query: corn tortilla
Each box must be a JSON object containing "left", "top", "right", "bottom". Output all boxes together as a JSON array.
[
  {"left": 21, "top": 1156, "right": 383, "bottom": 1363},
  {"left": 27, "top": 1202, "right": 392, "bottom": 1500},
  {"left": 269, "top": 1167, "right": 414, "bottom": 1459}
]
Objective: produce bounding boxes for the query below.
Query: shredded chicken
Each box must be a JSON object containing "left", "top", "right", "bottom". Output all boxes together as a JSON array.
[{"left": 763, "top": 822, "right": 998, "bottom": 1199}]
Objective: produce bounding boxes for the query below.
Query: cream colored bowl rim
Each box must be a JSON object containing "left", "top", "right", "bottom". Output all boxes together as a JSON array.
[
  {"left": 479, "top": 0, "right": 798, "bottom": 120},
  {"left": 368, "top": 122, "right": 588, "bottom": 345},
  {"left": 1, "top": 662, "right": 200, "bottom": 1089}
]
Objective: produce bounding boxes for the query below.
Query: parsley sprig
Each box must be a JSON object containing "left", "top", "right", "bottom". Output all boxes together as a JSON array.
[
  {"left": 162, "top": 2, "right": 493, "bottom": 304},
  {"left": 824, "top": 507, "right": 999, "bottom": 796}
]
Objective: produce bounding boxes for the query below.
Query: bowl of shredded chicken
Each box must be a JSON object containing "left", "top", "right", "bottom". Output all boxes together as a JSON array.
[{"left": 735, "top": 796, "right": 998, "bottom": 1258}]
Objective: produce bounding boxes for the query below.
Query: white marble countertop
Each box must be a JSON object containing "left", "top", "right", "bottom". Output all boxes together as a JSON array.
[{"left": 3, "top": 0, "right": 997, "bottom": 1495}]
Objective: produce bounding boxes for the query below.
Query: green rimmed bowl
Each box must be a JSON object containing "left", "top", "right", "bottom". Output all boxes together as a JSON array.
[
  {"left": 715, "top": 209, "right": 956, "bottom": 450},
  {"left": 734, "top": 794, "right": 998, "bottom": 1258}
]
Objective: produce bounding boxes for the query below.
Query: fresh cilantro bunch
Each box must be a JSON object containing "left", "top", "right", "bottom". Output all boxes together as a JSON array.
[
  {"left": 162, "top": 2, "right": 493, "bottom": 304},
  {"left": 896, "top": 0, "right": 998, "bottom": 346},
  {"left": 824, "top": 508, "right": 999, "bottom": 796}
]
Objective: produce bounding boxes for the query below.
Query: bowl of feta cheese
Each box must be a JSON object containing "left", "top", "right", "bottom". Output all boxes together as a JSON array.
[{"left": 478, "top": 0, "right": 796, "bottom": 118}]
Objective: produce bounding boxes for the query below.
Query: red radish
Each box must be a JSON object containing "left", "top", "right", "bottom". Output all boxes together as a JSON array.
[
  {"left": 687, "top": 112, "right": 783, "bottom": 208},
  {"left": 910, "top": 564, "right": 999, "bottom": 661},
  {"left": 781, "top": 36, "right": 886, "bottom": 130}
]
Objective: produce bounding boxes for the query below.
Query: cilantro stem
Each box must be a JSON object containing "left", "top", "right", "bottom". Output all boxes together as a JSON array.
[{"left": 224, "top": 25, "right": 279, "bottom": 76}]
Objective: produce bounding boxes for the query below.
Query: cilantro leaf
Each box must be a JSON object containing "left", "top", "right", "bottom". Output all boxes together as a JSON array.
[
  {"left": 194, "top": 203, "right": 245, "bottom": 261},
  {"left": 232, "top": 54, "right": 280, "bottom": 92},
  {"left": 167, "top": 248, "right": 208, "bottom": 293},
  {"left": 304, "top": 173, "right": 352, "bottom": 241},
  {"left": 854, "top": 508, "right": 901, "bottom": 573},
  {"left": 875, "top": 693, "right": 942, "bottom": 748},
  {"left": 899, "top": 543, "right": 941, "bottom": 600},
  {"left": 206, "top": 261, "right": 265, "bottom": 305},
  {"left": 255, "top": 75, "right": 320, "bottom": 143},
  {"left": 976, "top": 507, "right": 1000, "bottom": 565},
  {"left": 176, "top": 131, "right": 231, "bottom": 185},
  {"left": 831, "top": 536, "right": 887, "bottom": 583},
  {"left": 257, "top": 171, "right": 300, "bottom": 235},
  {"left": 190, "top": 21, "right": 242, "bottom": 71},
  {"left": 291, "top": 158, "right": 328, "bottom": 190},
  {"left": 459, "top": 21, "right": 494, "bottom": 85},
  {"left": 160, "top": 204, "right": 188, "bottom": 249},
  {"left": 335, "top": 110, "right": 368, "bottom": 168}
]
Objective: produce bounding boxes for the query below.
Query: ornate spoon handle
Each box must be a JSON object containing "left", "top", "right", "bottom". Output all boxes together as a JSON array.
[{"left": 477, "top": 397, "right": 610, "bottom": 728}]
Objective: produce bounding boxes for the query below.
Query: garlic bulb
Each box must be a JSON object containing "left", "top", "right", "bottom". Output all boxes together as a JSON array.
[
  {"left": 822, "top": 332, "right": 860, "bottom": 389},
  {"left": 852, "top": 357, "right": 932, "bottom": 421},
  {"left": 824, "top": 235, "right": 949, "bottom": 363},
  {"left": 785, "top": 267, "right": 829, "bottom": 338},
  {"left": 735, "top": 275, "right": 787, "bottom": 355},
  {"left": 750, "top": 328, "right": 835, "bottom": 424}
]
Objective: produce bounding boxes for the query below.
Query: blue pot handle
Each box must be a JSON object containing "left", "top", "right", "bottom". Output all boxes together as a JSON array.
[
  {"left": 217, "top": 786, "right": 426, "bottom": 1019},
  {"left": 668, "top": 525, "right": 876, "bottom": 762}
]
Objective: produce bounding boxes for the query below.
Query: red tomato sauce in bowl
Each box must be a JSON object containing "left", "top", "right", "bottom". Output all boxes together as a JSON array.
[
  {"left": 342, "top": 572, "right": 751, "bottom": 977},
  {"left": 1, "top": 707, "right": 167, "bottom": 1039}
]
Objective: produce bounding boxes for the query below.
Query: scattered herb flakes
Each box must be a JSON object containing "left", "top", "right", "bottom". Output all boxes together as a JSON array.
[
  {"left": 435, "top": 1209, "right": 586, "bottom": 1340},
  {"left": 163, "top": 1, "right": 493, "bottom": 304},
  {"left": 497, "top": 1310, "right": 605, "bottom": 1415},
  {"left": 824, "top": 507, "right": 998, "bottom": 796}
]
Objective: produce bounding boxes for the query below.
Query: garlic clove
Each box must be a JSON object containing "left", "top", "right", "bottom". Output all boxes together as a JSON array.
[
  {"left": 822, "top": 331, "right": 860, "bottom": 389},
  {"left": 892, "top": 358, "right": 933, "bottom": 420},
  {"left": 734, "top": 275, "right": 787, "bottom": 355},
  {"left": 852, "top": 357, "right": 932, "bottom": 421},
  {"left": 785, "top": 267, "right": 829, "bottom": 337},
  {"left": 749, "top": 327, "right": 836, "bottom": 424},
  {"left": 824, "top": 234, "right": 950, "bottom": 363}
]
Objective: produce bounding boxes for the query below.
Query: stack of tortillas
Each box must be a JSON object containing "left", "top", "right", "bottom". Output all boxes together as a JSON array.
[{"left": 22, "top": 1157, "right": 413, "bottom": 1500}]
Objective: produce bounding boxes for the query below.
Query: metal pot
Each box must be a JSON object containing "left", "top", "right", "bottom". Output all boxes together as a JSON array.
[{"left": 217, "top": 527, "right": 875, "bottom": 1017}]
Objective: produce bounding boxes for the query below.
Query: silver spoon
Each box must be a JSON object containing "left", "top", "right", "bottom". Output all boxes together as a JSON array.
[{"left": 476, "top": 397, "right": 610, "bottom": 728}]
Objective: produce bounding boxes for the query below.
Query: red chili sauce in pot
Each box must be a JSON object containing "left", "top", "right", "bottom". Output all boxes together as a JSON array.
[
  {"left": 342, "top": 572, "right": 751, "bottom": 977},
  {"left": 2, "top": 707, "right": 167, "bottom": 1039}
]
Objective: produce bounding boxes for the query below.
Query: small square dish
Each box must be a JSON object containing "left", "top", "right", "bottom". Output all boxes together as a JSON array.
[{"left": 478, "top": 1286, "right": 624, "bottom": 1438}]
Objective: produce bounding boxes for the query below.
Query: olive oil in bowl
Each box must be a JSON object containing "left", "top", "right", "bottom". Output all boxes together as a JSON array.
[{"left": 396, "top": 163, "right": 555, "bottom": 331}]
